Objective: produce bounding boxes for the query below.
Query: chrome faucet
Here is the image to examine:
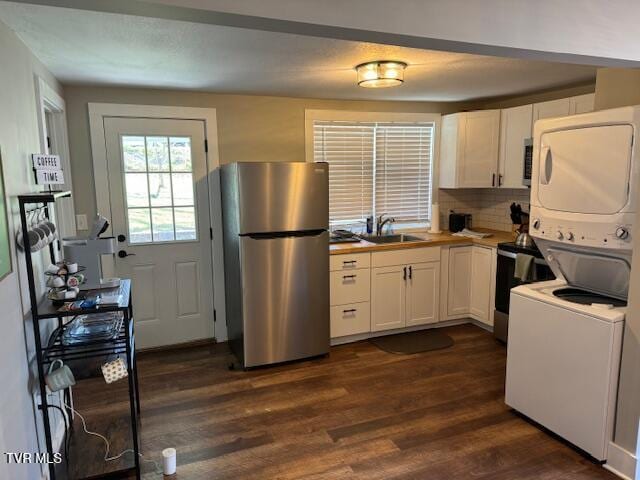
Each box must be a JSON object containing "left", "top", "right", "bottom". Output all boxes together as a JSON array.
[{"left": 376, "top": 214, "right": 395, "bottom": 236}]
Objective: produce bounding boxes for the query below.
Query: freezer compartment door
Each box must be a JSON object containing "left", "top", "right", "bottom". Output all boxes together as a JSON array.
[
  {"left": 236, "top": 162, "right": 328, "bottom": 234},
  {"left": 240, "top": 231, "right": 329, "bottom": 367}
]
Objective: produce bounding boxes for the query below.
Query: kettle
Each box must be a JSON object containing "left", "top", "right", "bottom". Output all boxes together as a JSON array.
[
  {"left": 515, "top": 214, "right": 535, "bottom": 248},
  {"left": 515, "top": 231, "right": 535, "bottom": 248}
]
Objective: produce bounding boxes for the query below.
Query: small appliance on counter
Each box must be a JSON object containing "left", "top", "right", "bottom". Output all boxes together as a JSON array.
[
  {"left": 448, "top": 212, "right": 472, "bottom": 233},
  {"left": 63, "top": 215, "right": 120, "bottom": 290}
]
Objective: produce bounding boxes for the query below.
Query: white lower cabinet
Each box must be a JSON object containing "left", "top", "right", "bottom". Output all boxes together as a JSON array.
[
  {"left": 443, "top": 245, "right": 496, "bottom": 326},
  {"left": 330, "top": 302, "right": 370, "bottom": 338},
  {"left": 330, "top": 254, "right": 371, "bottom": 339},
  {"left": 371, "top": 265, "right": 406, "bottom": 331},
  {"left": 447, "top": 246, "right": 472, "bottom": 317},
  {"left": 371, "top": 248, "right": 441, "bottom": 332},
  {"left": 469, "top": 246, "right": 493, "bottom": 325},
  {"left": 406, "top": 262, "right": 440, "bottom": 327}
]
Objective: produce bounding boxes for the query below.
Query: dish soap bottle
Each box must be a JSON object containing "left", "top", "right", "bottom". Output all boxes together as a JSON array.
[{"left": 366, "top": 216, "right": 373, "bottom": 235}]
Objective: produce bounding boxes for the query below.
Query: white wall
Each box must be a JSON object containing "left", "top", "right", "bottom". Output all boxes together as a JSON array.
[{"left": 0, "top": 18, "right": 64, "bottom": 480}]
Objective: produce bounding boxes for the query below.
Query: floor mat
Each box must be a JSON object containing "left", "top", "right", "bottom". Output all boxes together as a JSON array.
[{"left": 370, "top": 329, "right": 454, "bottom": 354}]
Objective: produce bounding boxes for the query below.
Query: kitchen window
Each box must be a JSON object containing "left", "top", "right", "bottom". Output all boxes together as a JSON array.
[{"left": 307, "top": 111, "right": 438, "bottom": 230}]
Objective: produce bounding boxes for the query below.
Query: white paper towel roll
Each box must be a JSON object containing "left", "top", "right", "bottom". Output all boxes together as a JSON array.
[
  {"left": 429, "top": 203, "right": 442, "bottom": 233},
  {"left": 162, "top": 447, "right": 177, "bottom": 476}
]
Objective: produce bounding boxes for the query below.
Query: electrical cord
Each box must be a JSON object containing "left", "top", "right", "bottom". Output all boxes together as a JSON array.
[
  {"left": 45, "top": 404, "right": 69, "bottom": 466},
  {"left": 62, "top": 401, "right": 162, "bottom": 474}
]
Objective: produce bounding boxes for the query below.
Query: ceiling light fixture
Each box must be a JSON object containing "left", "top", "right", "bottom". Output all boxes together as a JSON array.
[{"left": 356, "top": 61, "right": 407, "bottom": 88}]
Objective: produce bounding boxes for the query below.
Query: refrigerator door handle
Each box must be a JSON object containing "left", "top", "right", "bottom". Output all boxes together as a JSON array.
[{"left": 245, "top": 229, "right": 326, "bottom": 240}]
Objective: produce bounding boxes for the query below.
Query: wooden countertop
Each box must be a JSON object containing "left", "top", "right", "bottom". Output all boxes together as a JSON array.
[{"left": 329, "top": 229, "right": 515, "bottom": 255}]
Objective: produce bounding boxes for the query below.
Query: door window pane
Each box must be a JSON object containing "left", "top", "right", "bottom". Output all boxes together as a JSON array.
[
  {"left": 128, "top": 209, "right": 152, "bottom": 243},
  {"left": 172, "top": 173, "right": 194, "bottom": 206},
  {"left": 175, "top": 207, "right": 197, "bottom": 240},
  {"left": 152, "top": 208, "right": 175, "bottom": 242},
  {"left": 122, "top": 136, "right": 146, "bottom": 171},
  {"left": 125, "top": 173, "right": 149, "bottom": 207},
  {"left": 170, "top": 137, "right": 192, "bottom": 172},
  {"left": 122, "top": 135, "right": 197, "bottom": 244},
  {"left": 146, "top": 136, "right": 170, "bottom": 171},
  {"left": 148, "top": 173, "right": 172, "bottom": 207}
]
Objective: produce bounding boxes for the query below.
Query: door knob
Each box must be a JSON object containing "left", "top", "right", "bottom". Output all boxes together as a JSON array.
[
  {"left": 117, "top": 234, "right": 126, "bottom": 243},
  {"left": 118, "top": 250, "right": 136, "bottom": 258}
]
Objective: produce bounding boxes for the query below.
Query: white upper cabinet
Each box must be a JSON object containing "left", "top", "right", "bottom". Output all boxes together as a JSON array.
[
  {"left": 569, "top": 93, "right": 595, "bottom": 115},
  {"left": 439, "top": 110, "right": 500, "bottom": 188},
  {"left": 532, "top": 93, "right": 595, "bottom": 123},
  {"left": 532, "top": 98, "right": 572, "bottom": 122},
  {"left": 498, "top": 104, "right": 532, "bottom": 189}
]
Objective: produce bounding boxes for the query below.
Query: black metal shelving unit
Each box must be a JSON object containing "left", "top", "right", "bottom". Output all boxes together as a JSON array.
[{"left": 18, "top": 191, "right": 141, "bottom": 480}]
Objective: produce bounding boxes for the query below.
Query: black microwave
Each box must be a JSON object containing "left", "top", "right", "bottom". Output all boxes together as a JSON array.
[{"left": 523, "top": 138, "right": 533, "bottom": 186}]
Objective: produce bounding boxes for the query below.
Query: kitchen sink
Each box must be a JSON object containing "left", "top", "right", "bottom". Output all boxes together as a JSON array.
[{"left": 361, "top": 234, "right": 425, "bottom": 244}]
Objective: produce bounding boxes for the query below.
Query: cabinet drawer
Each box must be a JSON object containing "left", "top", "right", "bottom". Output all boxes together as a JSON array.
[
  {"left": 330, "top": 269, "right": 370, "bottom": 305},
  {"left": 330, "top": 302, "right": 370, "bottom": 338},
  {"left": 372, "top": 247, "right": 441, "bottom": 267},
  {"left": 330, "top": 252, "right": 371, "bottom": 271}
]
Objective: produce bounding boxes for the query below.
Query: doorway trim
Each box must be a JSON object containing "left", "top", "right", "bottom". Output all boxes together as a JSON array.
[{"left": 88, "top": 103, "right": 225, "bottom": 340}]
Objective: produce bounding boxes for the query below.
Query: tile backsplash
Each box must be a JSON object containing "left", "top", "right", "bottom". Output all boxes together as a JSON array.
[{"left": 438, "top": 188, "right": 531, "bottom": 232}]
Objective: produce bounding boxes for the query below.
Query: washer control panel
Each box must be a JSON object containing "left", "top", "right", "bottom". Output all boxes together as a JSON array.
[{"left": 530, "top": 211, "right": 633, "bottom": 250}]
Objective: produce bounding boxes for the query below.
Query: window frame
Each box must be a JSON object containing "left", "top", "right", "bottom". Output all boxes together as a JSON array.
[{"left": 305, "top": 109, "right": 441, "bottom": 232}]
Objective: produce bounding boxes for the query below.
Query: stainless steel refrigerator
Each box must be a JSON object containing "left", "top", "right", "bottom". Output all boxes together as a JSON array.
[{"left": 218, "top": 162, "right": 329, "bottom": 368}]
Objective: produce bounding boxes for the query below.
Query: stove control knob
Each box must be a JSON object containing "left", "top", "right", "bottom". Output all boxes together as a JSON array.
[
  {"left": 556, "top": 231, "right": 564, "bottom": 240},
  {"left": 532, "top": 219, "right": 541, "bottom": 230},
  {"left": 566, "top": 232, "right": 574, "bottom": 241},
  {"left": 615, "top": 227, "right": 629, "bottom": 239}
]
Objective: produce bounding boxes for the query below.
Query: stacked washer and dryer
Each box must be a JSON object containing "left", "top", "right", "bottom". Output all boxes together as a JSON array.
[{"left": 505, "top": 106, "right": 639, "bottom": 462}]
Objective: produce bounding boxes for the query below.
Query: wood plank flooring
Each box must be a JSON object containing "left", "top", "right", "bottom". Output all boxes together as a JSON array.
[{"left": 67, "top": 324, "right": 616, "bottom": 479}]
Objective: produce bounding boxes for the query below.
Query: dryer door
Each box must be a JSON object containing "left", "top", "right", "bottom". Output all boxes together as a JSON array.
[{"left": 537, "top": 125, "right": 633, "bottom": 214}]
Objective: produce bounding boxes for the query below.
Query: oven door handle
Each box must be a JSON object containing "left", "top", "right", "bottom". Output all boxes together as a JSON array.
[{"left": 498, "top": 249, "right": 548, "bottom": 265}]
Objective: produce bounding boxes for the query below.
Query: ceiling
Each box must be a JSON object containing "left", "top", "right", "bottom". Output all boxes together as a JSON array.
[{"left": 0, "top": 2, "right": 598, "bottom": 102}]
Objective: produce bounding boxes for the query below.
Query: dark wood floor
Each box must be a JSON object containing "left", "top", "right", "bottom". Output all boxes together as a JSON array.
[{"left": 68, "top": 324, "right": 616, "bottom": 479}]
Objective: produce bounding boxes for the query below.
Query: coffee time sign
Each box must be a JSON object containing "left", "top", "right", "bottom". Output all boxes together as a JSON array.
[{"left": 32, "top": 154, "right": 65, "bottom": 185}]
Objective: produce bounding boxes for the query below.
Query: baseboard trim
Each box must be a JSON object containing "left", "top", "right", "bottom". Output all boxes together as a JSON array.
[
  {"left": 137, "top": 337, "right": 217, "bottom": 354},
  {"left": 605, "top": 441, "right": 636, "bottom": 480},
  {"left": 330, "top": 318, "right": 477, "bottom": 346}
]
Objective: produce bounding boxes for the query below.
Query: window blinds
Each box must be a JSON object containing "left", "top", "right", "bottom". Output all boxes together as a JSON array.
[
  {"left": 313, "top": 121, "right": 375, "bottom": 226},
  {"left": 313, "top": 120, "right": 434, "bottom": 227},
  {"left": 375, "top": 124, "right": 433, "bottom": 224}
]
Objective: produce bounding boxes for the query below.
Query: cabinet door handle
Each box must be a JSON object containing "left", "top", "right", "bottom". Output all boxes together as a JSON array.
[
  {"left": 492, "top": 173, "right": 496, "bottom": 187},
  {"left": 403, "top": 266, "right": 407, "bottom": 281},
  {"left": 343, "top": 260, "right": 356, "bottom": 266},
  {"left": 343, "top": 308, "right": 357, "bottom": 314},
  {"left": 408, "top": 265, "right": 413, "bottom": 279},
  {"left": 498, "top": 174, "right": 503, "bottom": 187},
  {"left": 343, "top": 274, "right": 356, "bottom": 280}
]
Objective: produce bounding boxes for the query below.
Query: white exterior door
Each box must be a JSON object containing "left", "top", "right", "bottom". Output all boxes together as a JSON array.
[{"left": 104, "top": 117, "right": 214, "bottom": 348}]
